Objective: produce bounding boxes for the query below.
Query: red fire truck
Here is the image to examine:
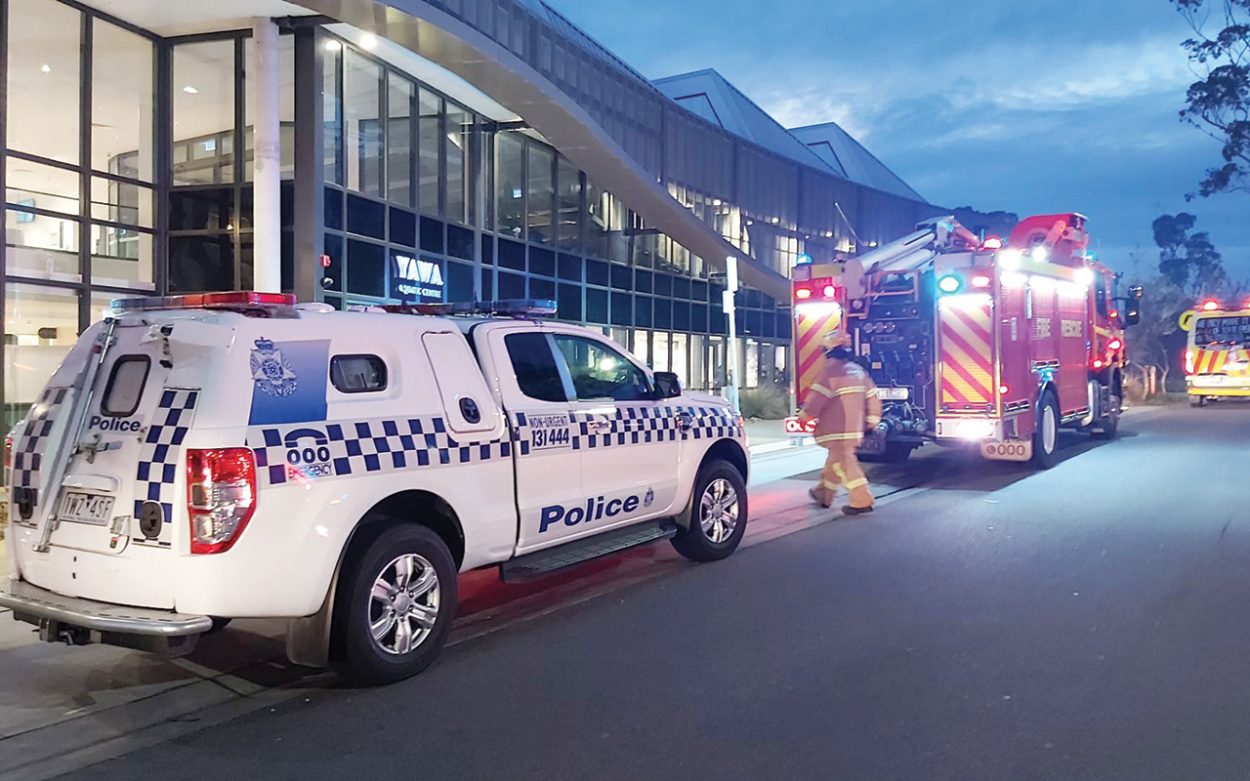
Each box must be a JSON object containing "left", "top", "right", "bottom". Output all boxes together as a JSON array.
[{"left": 789, "top": 213, "right": 1140, "bottom": 468}]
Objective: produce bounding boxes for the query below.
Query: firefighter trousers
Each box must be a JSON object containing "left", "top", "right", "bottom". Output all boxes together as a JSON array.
[{"left": 812, "top": 441, "right": 874, "bottom": 510}]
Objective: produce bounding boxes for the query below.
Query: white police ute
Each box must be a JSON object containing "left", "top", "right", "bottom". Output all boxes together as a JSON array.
[{"left": 2, "top": 293, "right": 749, "bottom": 683}]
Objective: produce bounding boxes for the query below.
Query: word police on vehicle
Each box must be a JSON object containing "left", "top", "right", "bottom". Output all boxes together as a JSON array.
[{"left": 1, "top": 293, "right": 749, "bottom": 684}]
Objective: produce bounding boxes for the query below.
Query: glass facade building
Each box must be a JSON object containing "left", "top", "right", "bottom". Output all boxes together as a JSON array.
[{"left": 0, "top": 0, "right": 937, "bottom": 432}]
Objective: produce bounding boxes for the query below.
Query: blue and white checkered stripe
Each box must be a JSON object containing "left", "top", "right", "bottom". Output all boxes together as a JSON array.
[
  {"left": 250, "top": 403, "right": 741, "bottom": 487},
  {"left": 680, "top": 405, "right": 743, "bottom": 441},
  {"left": 251, "top": 416, "right": 513, "bottom": 487},
  {"left": 12, "top": 387, "right": 67, "bottom": 491},
  {"left": 132, "top": 389, "right": 199, "bottom": 545}
]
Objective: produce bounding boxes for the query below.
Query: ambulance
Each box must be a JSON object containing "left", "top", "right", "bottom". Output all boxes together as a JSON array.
[
  {"left": 1181, "top": 299, "right": 1250, "bottom": 406},
  {"left": 2, "top": 293, "right": 749, "bottom": 683}
]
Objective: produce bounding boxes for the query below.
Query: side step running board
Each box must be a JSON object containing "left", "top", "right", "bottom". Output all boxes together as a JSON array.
[{"left": 501, "top": 521, "right": 677, "bottom": 583}]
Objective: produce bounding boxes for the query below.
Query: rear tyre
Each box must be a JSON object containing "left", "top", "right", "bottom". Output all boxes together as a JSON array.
[
  {"left": 1091, "top": 391, "right": 1120, "bottom": 440},
  {"left": 333, "top": 525, "right": 457, "bottom": 685},
  {"left": 671, "top": 459, "right": 748, "bottom": 562},
  {"left": 1031, "top": 393, "right": 1060, "bottom": 469},
  {"left": 1191, "top": 396, "right": 1207, "bottom": 408}
]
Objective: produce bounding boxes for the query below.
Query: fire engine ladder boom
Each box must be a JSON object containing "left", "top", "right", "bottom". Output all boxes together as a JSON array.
[{"left": 859, "top": 216, "right": 980, "bottom": 280}]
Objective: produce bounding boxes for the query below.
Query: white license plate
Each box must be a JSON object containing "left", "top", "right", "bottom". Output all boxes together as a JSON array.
[
  {"left": 59, "top": 491, "right": 115, "bottom": 525},
  {"left": 878, "top": 387, "right": 909, "bottom": 401},
  {"left": 980, "top": 441, "right": 1033, "bottom": 462}
]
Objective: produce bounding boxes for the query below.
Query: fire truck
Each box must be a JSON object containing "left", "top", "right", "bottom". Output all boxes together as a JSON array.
[
  {"left": 787, "top": 214, "right": 1141, "bottom": 468},
  {"left": 1179, "top": 298, "right": 1250, "bottom": 406}
]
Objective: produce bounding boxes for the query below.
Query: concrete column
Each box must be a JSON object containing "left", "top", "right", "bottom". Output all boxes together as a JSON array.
[{"left": 251, "top": 18, "right": 282, "bottom": 293}]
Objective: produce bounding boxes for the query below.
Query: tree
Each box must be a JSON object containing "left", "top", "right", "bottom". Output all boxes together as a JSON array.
[
  {"left": 1172, "top": 0, "right": 1250, "bottom": 197},
  {"left": 1126, "top": 276, "right": 1191, "bottom": 392},
  {"left": 1151, "top": 212, "right": 1227, "bottom": 294}
]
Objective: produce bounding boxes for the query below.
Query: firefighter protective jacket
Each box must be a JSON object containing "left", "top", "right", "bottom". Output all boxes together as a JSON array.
[{"left": 800, "top": 359, "right": 883, "bottom": 445}]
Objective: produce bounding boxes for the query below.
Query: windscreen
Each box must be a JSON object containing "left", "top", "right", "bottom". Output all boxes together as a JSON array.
[{"left": 1194, "top": 315, "right": 1250, "bottom": 347}]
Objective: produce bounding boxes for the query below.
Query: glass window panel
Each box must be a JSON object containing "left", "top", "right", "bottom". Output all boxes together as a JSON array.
[
  {"left": 505, "top": 332, "right": 566, "bottom": 403},
  {"left": 446, "top": 103, "right": 470, "bottom": 223},
  {"left": 653, "top": 332, "right": 670, "bottom": 372},
  {"left": 90, "top": 178, "right": 153, "bottom": 228},
  {"left": 556, "top": 157, "right": 581, "bottom": 251},
  {"left": 494, "top": 133, "right": 525, "bottom": 239},
  {"left": 671, "top": 333, "right": 689, "bottom": 388},
  {"left": 553, "top": 335, "right": 650, "bottom": 402},
  {"left": 6, "top": 158, "right": 79, "bottom": 215},
  {"left": 91, "top": 223, "right": 154, "bottom": 290},
  {"left": 244, "top": 33, "right": 296, "bottom": 181},
  {"left": 4, "top": 284, "right": 80, "bottom": 431},
  {"left": 346, "top": 239, "right": 385, "bottom": 297},
  {"left": 386, "top": 73, "right": 413, "bottom": 206},
  {"left": 173, "top": 41, "right": 236, "bottom": 185},
  {"left": 344, "top": 49, "right": 382, "bottom": 196},
  {"left": 689, "top": 334, "right": 706, "bottom": 390},
  {"left": 323, "top": 41, "right": 343, "bottom": 184},
  {"left": 556, "top": 283, "right": 581, "bottom": 321},
  {"left": 92, "top": 20, "right": 153, "bottom": 182},
  {"left": 6, "top": 206, "right": 80, "bottom": 282},
  {"left": 418, "top": 89, "right": 441, "bottom": 214},
  {"left": 526, "top": 143, "right": 554, "bottom": 245},
  {"left": 631, "top": 329, "right": 651, "bottom": 367},
  {"left": 169, "top": 234, "right": 233, "bottom": 292},
  {"left": 6, "top": 0, "right": 80, "bottom": 165}
]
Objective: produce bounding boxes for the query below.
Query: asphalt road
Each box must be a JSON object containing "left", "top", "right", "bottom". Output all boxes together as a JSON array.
[{"left": 68, "top": 404, "right": 1250, "bottom": 780}]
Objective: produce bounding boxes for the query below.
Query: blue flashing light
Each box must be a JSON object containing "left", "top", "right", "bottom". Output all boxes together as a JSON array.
[
  {"left": 796, "top": 253, "right": 813, "bottom": 265},
  {"left": 938, "top": 274, "right": 963, "bottom": 294}
]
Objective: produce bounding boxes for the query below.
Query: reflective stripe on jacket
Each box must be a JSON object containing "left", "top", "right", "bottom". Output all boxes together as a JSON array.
[{"left": 799, "top": 360, "right": 881, "bottom": 446}]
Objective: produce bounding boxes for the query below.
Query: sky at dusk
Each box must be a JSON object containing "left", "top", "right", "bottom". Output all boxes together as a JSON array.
[{"left": 556, "top": 0, "right": 1250, "bottom": 282}]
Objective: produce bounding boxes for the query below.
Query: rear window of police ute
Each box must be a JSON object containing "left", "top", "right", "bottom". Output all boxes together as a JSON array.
[
  {"left": 331, "top": 354, "right": 388, "bottom": 393},
  {"left": 102, "top": 355, "right": 152, "bottom": 417}
]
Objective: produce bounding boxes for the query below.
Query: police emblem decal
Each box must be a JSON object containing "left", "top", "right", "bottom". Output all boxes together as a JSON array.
[
  {"left": 643, "top": 488, "right": 655, "bottom": 508},
  {"left": 250, "top": 338, "right": 299, "bottom": 398}
]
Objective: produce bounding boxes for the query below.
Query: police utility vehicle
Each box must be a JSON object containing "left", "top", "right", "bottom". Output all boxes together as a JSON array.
[{"left": 2, "top": 293, "right": 749, "bottom": 683}]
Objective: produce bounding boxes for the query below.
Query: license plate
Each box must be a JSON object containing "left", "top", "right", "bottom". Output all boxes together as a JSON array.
[
  {"left": 59, "top": 491, "right": 115, "bottom": 525},
  {"left": 878, "top": 387, "right": 909, "bottom": 401},
  {"left": 980, "top": 441, "right": 1033, "bottom": 462}
]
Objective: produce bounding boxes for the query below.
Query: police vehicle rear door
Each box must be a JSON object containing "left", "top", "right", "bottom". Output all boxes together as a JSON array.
[
  {"left": 13, "top": 314, "right": 215, "bottom": 568},
  {"left": 481, "top": 324, "right": 588, "bottom": 553}
]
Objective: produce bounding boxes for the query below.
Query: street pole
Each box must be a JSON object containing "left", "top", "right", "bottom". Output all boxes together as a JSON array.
[
  {"left": 723, "top": 255, "right": 740, "bottom": 412},
  {"left": 251, "top": 17, "right": 282, "bottom": 293}
]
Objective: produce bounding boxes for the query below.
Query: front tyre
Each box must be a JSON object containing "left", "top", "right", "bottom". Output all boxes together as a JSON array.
[
  {"left": 334, "top": 525, "right": 457, "bottom": 685},
  {"left": 671, "top": 459, "right": 748, "bottom": 562},
  {"left": 1031, "top": 393, "right": 1060, "bottom": 469}
]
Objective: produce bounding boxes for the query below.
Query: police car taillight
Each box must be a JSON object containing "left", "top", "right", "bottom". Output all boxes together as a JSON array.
[
  {"left": 112, "top": 291, "right": 297, "bottom": 315},
  {"left": 186, "top": 447, "right": 257, "bottom": 555}
]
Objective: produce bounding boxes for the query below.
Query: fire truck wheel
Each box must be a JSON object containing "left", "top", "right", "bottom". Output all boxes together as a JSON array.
[
  {"left": 1031, "top": 393, "right": 1060, "bottom": 469},
  {"left": 672, "top": 459, "right": 748, "bottom": 562},
  {"left": 1091, "top": 394, "right": 1120, "bottom": 440},
  {"left": 333, "top": 524, "right": 458, "bottom": 685}
]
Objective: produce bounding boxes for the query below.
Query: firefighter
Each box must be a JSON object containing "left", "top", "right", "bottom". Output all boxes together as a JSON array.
[{"left": 799, "top": 330, "right": 882, "bottom": 515}]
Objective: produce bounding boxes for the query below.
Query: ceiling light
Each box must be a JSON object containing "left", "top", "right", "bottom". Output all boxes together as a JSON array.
[
  {"left": 360, "top": 33, "right": 378, "bottom": 50},
  {"left": 40, "top": 63, "right": 51, "bottom": 73},
  {"left": 182, "top": 85, "right": 198, "bottom": 94},
  {"left": 323, "top": 39, "right": 342, "bottom": 52}
]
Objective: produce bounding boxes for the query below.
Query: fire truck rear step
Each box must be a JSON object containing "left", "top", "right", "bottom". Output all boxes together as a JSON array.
[{"left": 501, "top": 520, "right": 677, "bottom": 583}]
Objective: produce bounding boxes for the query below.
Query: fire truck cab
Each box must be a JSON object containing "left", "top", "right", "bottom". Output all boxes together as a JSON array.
[{"left": 833, "top": 213, "right": 1139, "bottom": 468}]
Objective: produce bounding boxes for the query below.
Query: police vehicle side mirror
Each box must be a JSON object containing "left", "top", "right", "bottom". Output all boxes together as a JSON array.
[{"left": 653, "top": 371, "right": 682, "bottom": 399}]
